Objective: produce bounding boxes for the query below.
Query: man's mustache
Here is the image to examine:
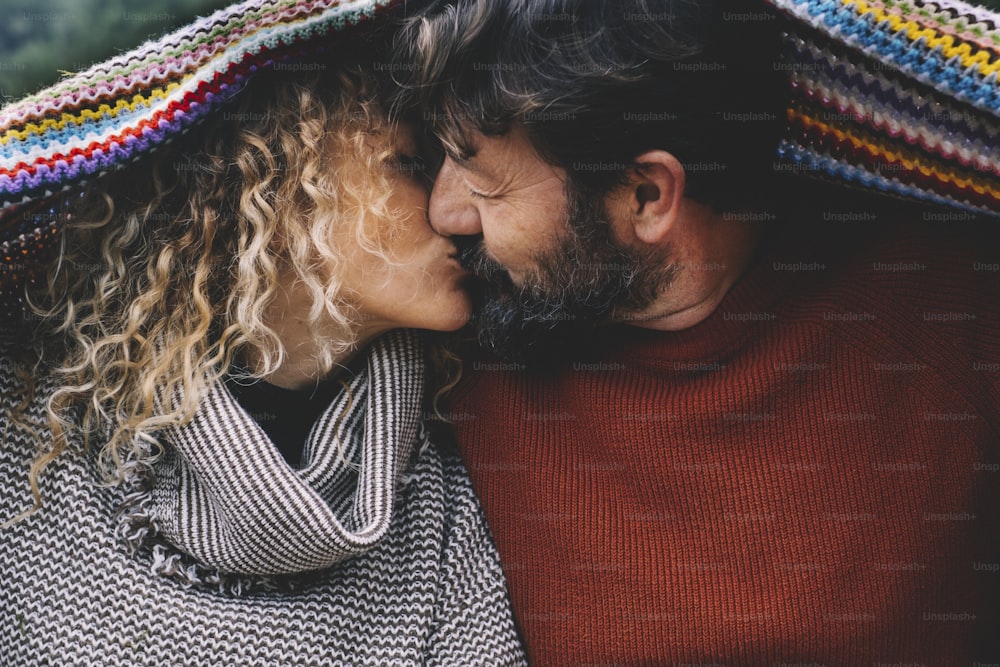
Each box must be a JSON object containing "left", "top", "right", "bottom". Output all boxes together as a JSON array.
[{"left": 453, "top": 235, "right": 510, "bottom": 285}]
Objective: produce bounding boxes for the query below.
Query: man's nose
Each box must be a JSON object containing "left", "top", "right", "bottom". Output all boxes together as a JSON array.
[{"left": 429, "top": 158, "right": 484, "bottom": 236}]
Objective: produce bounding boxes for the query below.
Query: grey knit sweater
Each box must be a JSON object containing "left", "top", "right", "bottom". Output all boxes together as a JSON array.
[{"left": 0, "top": 330, "right": 527, "bottom": 666}]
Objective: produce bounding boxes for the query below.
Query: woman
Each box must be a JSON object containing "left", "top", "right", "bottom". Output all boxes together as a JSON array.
[{"left": 0, "top": 1, "right": 525, "bottom": 665}]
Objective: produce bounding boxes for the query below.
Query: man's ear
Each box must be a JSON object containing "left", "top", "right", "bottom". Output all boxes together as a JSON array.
[{"left": 614, "top": 150, "right": 685, "bottom": 246}]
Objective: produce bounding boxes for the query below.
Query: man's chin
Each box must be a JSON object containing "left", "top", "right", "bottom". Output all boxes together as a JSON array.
[{"left": 467, "top": 279, "right": 604, "bottom": 369}]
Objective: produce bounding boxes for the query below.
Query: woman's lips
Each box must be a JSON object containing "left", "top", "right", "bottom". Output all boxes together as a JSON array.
[{"left": 446, "top": 255, "right": 469, "bottom": 272}]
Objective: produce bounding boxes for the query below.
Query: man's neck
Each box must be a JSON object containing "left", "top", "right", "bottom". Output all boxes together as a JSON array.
[{"left": 625, "top": 208, "right": 766, "bottom": 332}]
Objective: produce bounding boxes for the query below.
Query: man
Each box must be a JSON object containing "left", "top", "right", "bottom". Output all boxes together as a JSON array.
[{"left": 399, "top": 0, "right": 1000, "bottom": 664}]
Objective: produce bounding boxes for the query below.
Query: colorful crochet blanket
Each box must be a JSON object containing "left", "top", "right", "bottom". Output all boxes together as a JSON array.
[
  {"left": 0, "top": 0, "right": 399, "bottom": 311},
  {"left": 770, "top": 0, "right": 1000, "bottom": 214}
]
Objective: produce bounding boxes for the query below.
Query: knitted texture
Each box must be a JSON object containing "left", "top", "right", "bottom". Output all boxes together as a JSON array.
[
  {"left": 0, "top": 0, "right": 398, "bottom": 208},
  {"left": 0, "top": 0, "right": 400, "bottom": 303},
  {"left": 0, "top": 329, "right": 528, "bottom": 666},
  {"left": 771, "top": 0, "right": 1000, "bottom": 213},
  {"left": 448, "top": 214, "right": 1000, "bottom": 665},
  {"left": 128, "top": 330, "right": 424, "bottom": 581}
]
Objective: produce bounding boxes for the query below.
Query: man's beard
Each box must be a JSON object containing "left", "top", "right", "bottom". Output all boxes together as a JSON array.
[{"left": 457, "top": 185, "right": 675, "bottom": 368}]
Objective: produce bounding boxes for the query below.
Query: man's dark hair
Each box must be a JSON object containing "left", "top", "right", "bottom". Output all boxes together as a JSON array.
[{"left": 396, "top": 0, "right": 788, "bottom": 210}]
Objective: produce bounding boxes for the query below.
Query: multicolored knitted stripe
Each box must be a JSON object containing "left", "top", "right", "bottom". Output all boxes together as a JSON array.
[
  {"left": 768, "top": 0, "right": 1000, "bottom": 215},
  {"left": 0, "top": 0, "right": 398, "bottom": 208},
  {"left": 0, "top": 0, "right": 399, "bottom": 310}
]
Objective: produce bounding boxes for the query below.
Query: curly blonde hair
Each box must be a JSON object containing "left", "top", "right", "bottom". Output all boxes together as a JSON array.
[{"left": 9, "top": 57, "right": 418, "bottom": 521}]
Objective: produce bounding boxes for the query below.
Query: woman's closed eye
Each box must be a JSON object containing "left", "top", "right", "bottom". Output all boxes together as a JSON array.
[{"left": 391, "top": 153, "right": 431, "bottom": 183}]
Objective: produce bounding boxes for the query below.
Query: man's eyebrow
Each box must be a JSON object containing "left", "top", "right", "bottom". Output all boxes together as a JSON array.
[{"left": 442, "top": 139, "right": 490, "bottom": 177}]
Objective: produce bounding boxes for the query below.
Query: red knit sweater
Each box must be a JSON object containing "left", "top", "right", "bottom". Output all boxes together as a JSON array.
[{"left": 448, "top": 214, "right": 1000, "bottom": 665}]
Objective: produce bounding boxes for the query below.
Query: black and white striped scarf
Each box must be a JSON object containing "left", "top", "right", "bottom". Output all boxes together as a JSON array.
[{"left": 116, "top": 329, "right": 426, "bottom": 591}]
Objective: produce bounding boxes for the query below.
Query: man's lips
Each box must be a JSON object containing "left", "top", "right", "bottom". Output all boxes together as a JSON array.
[{"left": 455, "top": 242, "right": 488, "bottom": 273}]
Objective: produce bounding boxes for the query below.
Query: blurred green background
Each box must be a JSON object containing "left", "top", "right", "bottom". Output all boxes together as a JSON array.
[
  {"left": 2, "top": 0, "right": 1000, "bottom": 104},
  {"left": 0, "top": 0, "right": 233, "bottom": 102}
]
